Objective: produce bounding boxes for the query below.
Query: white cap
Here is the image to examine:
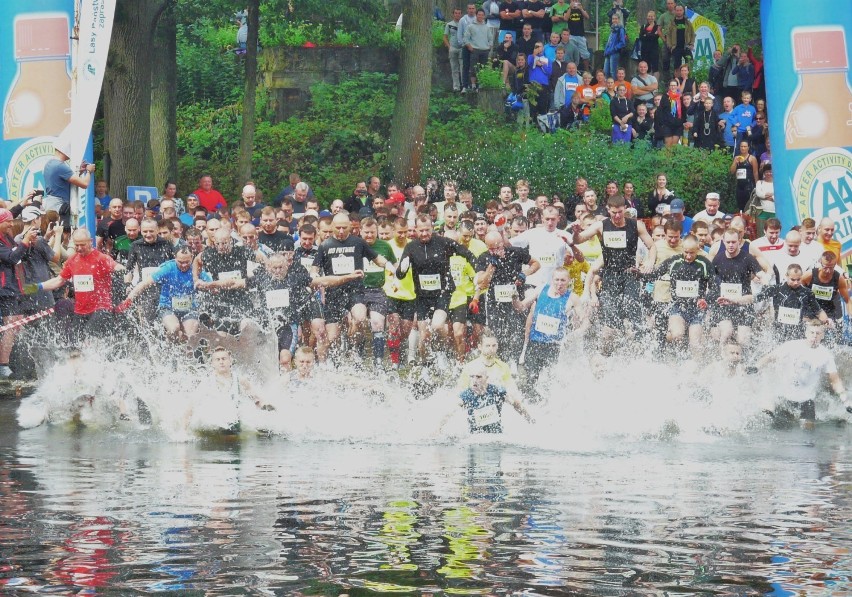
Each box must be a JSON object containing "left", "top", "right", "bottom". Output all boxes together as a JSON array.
[
  {"left": 706, "top": 192, "right": 720, "bottom": 200},
  {"left": 21, "top": 205, "right": 45, "bottom": 222}
]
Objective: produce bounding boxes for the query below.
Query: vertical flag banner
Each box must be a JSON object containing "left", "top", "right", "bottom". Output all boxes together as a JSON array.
[
  {"left": 686, "top": 9, "right": 726, "bottom": 67},
  {"left": 70, "top": 0, "right": 116, "bottom": 235},
  {"left": 1, "top": 1, "right": 74, "bottom": 204},
  {"left": 762, "top": 0, "right": 852, "bottom": 256}
]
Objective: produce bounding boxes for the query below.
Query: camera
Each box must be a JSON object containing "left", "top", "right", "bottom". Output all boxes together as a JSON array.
[{"left": 33, "top": 189, "right": 44, "bottom": 197}]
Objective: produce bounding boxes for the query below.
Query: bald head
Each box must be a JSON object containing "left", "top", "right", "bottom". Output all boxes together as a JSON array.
[
  {"left": 71, "top": 228, "right": 92, "bottom": 242},
  {"left": 484, "top": 231, "right": 503, "bottom": 248}
]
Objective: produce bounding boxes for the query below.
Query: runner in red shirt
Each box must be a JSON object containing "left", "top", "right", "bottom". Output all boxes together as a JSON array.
[
  {"left": 192, "top": 174, "right": 227, "bottom": 213},
  {"left": 35, "top": 229, "right": 125, "bottom": 339}
]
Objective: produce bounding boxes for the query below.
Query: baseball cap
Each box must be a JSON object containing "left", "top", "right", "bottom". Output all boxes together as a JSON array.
[
  {"left": 386, "top": 191, "right": 406, "bottom": 206},
  {"left": 21, "top": 205, "right": 45, "bottom": 222},
  {"left": 670, "top": 198, "right": 685, "bottom": 214}
]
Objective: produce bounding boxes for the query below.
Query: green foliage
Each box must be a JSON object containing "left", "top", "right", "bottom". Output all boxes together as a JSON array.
[
  {"left": 432, "top": 21, "right": 446, "bottom": 49},
  {"left": 176, "top": 27, "right": 244, "bottom": 107},
  {"left": 588, "top": 102, "right": 613, "bottom": 136},
  {"left": 475, "top": 65, "right": 504, "bottom": 90},
  {"left": 176, "top": 72, "right": 735, "bottom": 212}
]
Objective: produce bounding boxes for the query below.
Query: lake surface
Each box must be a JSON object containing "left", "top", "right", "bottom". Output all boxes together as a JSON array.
[{"left": 0, "top": 398, "right": 850, "bottom": 595}]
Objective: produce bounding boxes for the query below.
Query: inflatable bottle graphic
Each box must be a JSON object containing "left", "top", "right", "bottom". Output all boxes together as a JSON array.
[
  {"left": 3, "top": 15, "right": 72, "bottom": 140},
  {"left": 785, "top": 27, "right": 852, "bottom": 149}
]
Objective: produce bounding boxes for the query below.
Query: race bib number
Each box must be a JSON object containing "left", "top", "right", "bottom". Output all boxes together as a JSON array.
[
  {"left": 364, "top": 259, "right": 384, "bottom": 274},
  {"left": 538, "top": 254, "right": 557, "bottom": 266},
  {"left": 534, "top": 313, "right": 561, "bottom": 335},
  {"left": 450, "top": 262, "right": 463, "bottom": 286},
  {"left": 218, "top": 270, "right": 242, "bottom": 281},
  {"left": 675, "top": 280, "right": 699, "bottom": 298},
  {"left": 602, "top": 230, "right": 627, "bottom": 248},
  {"left": 777, "top": 306, "right": 801, "bottom": 325},
  {"left": 812, "top": 284, "right": 833, "bottom": 301},
  {"left": 300, "top": 257, "right": 314, "bottom": 269},
  {"left": 736, "top": 168, "right": 747, "bottom": 180},
  {"left": 171, "top": 295, "right": 192, "bottom": 311},
  {"left": 472, "top": 404, "right": 500, "bottom": 428},
  {"left": 419, "top": 274, "right": 441, "bottom": 291},
  {"left": 73, "top": 275, "right": 94, "bottom": 292},
  {"left": 331, "top": 255, "right": 355, "bottom": 275},
  {"left": 720, "top": 283, "right": 742, "bottom": 299},
  {"left": 142, "top": 267, "right": 158, "bottom": 279},
  {"left": 494, "top": 284, "right": 515, "bottom": 302},
  {"left": 265, "top": 288, "right": 290, "bottom": 309}
]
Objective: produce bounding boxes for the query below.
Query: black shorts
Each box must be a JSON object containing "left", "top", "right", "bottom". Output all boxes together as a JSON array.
[
  {"left": 276, "top": 322, "right": 298, "bottom": 353},
  {"left": 449, "top": 303, "right": 468, "bottom": 324},
  {"left": 324, "top": 289, "right": 365, "bottom": 324},
  {"left": 363, "top": 287, "right": 388, "bottom": 316},
  {"left": 0, "top": 296, "right": 22, "bottom": 318},
  {"left": 388, "top": 297, "right": 416, "bottom": 321},
  {"left": 599, "top": 273, "right": 642, "bottom": 329},
  {"left": 297, "top": 295, "right": 325, "bottom": 322},
  {"left": 416, "top": 295, "right": 450, "bottom": 321},
  {"left": 713, "top": 303, "right": 752, "bottom": 327}
]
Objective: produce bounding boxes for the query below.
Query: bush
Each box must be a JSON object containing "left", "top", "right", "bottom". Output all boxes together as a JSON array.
[{"left": 176, "top": 72, "right": 735, "bottom": 212}]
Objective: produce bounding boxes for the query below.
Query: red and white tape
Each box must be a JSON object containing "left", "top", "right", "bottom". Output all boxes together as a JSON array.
[{"left": 0, "top": 307, "right": 54, "bottom": 334}]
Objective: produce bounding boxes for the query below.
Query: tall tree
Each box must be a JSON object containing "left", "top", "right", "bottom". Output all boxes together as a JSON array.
[
  {"left": 151, "top": 0, "right": 178, "bottom": 188},
  {"left": 388, "top": 0, "right": 434, "bottom": 184},
  {"left": 103, "top": 0, "right": 170, "bottom": 194},
  {"left": 238, "top": 0, "right": 260, "bottom": 184}
]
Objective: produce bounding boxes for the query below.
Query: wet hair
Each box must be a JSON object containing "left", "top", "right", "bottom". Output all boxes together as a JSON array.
[
  {"left": 299, "top": 223, "right": 316, "bottom": 235},
  {"left": 786, "top": 264, "right": 803, "bottom": 275},
  {"left": 606, "top": 194, "right": 626, "bottom": 208},
  {"left": 821, "top": 251, "right": 837, "bottom": 263},
  {"left": 663, "top": 220, "right": 682, "bottom": 234},
  {"left": 765, "top": 218, "right": 781, "bottom": 230}
]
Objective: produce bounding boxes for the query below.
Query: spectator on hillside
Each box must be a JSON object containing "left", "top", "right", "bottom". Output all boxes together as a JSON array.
[
  {"left": 497, "top": 32, "right": 519, "bottom": 88},
  {"left": 515, "top": 23, "right": 537, "bottom": 58},
  {"left": 444, "top": 8, "right": 464, "bottom": 92},
  {"left": 553, "top": 61, "right": 580, "bottom": 108},
  {"left": 560, "top": 92, "right": 589, "bottom": 129},
  {"left": 344, "top": 181, "right": 372, "bottom": 215},
  {"left": 607, "top": 0, "right": 629, "bottom": 28},
  {"left": 275, "top": 173, "right": 314, "bottom": 206},
  {"left": 656, "top": 80, "right": 683, "bottom": 147},
  {"left": 94, "top": 180, "right": 111, "bottom": 211},
  {"left": 609, "top": 84, "right": 633, "bottom": 143},
  {"left": 663, "top": 4, "right": 694, "bottom": 73},
  {"left": 692, "top": 96, "right": 722, "bottom": 150},
  {"left": 543, "top": 32, "right": 561, "bottom": 62},
  {"left": 631, "top": 61, "right": 658, "bottom": 109},
  {"left": 639, "top": 11, "right": 661, "bottom": 78},
  {"left": 463, "top": 9, "right": 493, "bottom": 91},
  {"left": 548, "top": 46, "right": 569, "bottom": 93},
  {"left": 732, "top": 53, "right": 755, "bottom": 95},
  {"left": 528, "top": 42, "right": 552, "bottom": 115},
  {"left": 603, "top": 13, "right": 626, "bottom": 79},
  {"left": 557, "top": 29, "right": 581, "bottom": 65},
  {"left": 457, "top": 3, "right": 478, "bottom": 93},
  {"left": 192, "top": 175, "right": 226, "bottom": 213},
  {"left": 565, "top": 0, "right": 590, "bottom": 72}
]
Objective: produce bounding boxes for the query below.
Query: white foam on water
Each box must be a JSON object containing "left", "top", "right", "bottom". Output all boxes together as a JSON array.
[{"left": 15, "top": 326, "right": 852, "bottom": 447}]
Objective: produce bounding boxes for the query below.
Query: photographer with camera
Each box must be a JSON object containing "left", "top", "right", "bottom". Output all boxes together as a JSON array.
[
  {"left": 43, "top": 137, "right": 95, "bottom": 227},
  {"left": 717, "top": 44, "right": 743, "bottom": 103}
]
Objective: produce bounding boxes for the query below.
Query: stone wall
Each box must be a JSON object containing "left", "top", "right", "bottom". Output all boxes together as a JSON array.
[{"left": 261, "top": 46, "right": 455, "bottom": 122}]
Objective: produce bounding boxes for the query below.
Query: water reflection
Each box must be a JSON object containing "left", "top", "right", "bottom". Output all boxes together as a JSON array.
[{"left": 0, "top": 405, "right": 849, "bottom": 594}]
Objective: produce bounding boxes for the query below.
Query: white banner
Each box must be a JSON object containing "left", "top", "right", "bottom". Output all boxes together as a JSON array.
[{"left": 68, "top": 0, "right": 115, "bottom": 228}]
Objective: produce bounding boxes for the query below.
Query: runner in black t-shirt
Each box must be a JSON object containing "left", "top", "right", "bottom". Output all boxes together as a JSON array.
[{"left": 311, "top": 213, "right": 395, "bottom": 354}]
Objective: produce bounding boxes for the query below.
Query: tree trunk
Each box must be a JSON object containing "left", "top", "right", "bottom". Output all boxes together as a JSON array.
[
  {"left": 150, "top": 0, "right": 178, "bottom": 189},
  {"left": 388, "top": 0, "right": 434, "bottom": 184},
  {"left": 103, "top": 0, "right": 168, "bottom": 195},
  {"left": 636, "top": 0, "right": 654, "bottom": 29},
  {"left": 238, "top": 0, "right": 260, "bottom": 185}
]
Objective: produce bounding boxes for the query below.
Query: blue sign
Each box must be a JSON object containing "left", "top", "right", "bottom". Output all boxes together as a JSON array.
[
  {"left": 761, "top": 0, "right": 852, "bottom": 255},
  {"left": 127, "top": 186, "right": 161, "bottom": 205}
]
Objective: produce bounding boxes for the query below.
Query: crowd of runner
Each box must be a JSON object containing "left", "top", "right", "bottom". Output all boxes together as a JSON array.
[{"left": 4, "top": 166, "right": 852, "bottom": 433}]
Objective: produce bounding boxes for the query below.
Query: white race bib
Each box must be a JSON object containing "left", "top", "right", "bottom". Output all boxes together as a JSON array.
[
  {"left": 534, "top": 313, "right": 561, "bottom": 335},
  {"left": 265, "top": 288, "right": 290, "bottom": 309},
  {"left": 218, "top": 270, "right": 242, "bottom": 281},
  {"left": 364, "top": 259, "right": 384, "bottom": 274},
  {"left": 494, "top": 284, "right": 515, "bottom": 302},
  {"left": 419, "top": 274, "right": 441, "bottom": 291},
  {"left": 538, "top": 254, "right": 557, "bottom": 265},
  {"left": 73, "top": 275, "right": 94, "bottom": 292},
  {"left": 450, "top": 262, "right": 463, "bottom": 286},
  {"left": 736, "top": 168, "right": 747, "bottom": 180},
  {"left": 171, "top": 295, "right": 192, "bottom": 311},
  {"left": 675, "top": 280, "right": 699, "bottom": 298},
  {"left": 812, "top": 284, "right": 834, "bottom": 301},
  {"left": 720, "top": 283, "right": 742, "bottom": 299},
  {"left": 472, "top": 404, "right": 500, "bottom": 428},
  {"left": 300, "top": 257, "right": 314, "bottom": 269},
  {"left": 142, "top": 267, "right": 158, "bottom": 279},
  {"left": 331, "top": 255, "right": 355, "bottom": 275},
  {"left": 777, "top": 306, "right": 801, "bottom": 325},
  {"left": 602, "top": 230, "right": 627, "bottom": 248}
]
